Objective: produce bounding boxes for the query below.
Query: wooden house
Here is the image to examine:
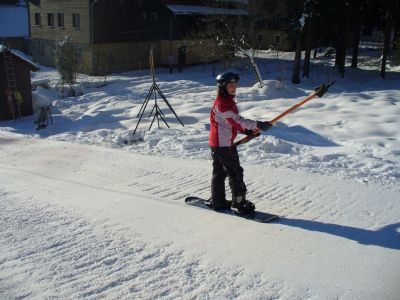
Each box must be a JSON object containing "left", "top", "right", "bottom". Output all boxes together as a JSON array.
[
  {"left": 0, "top": 45, "right": 39, "bottom": 121},
  {"left": 248, "top": 0, "right": 291, "bottom": 51},
  {"left": 28, "top": 0, "right": 249, "bottom": 74}
]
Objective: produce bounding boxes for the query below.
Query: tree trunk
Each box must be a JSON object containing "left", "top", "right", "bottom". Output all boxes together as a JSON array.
[
  {"left": 335, "top": 23, "right": 347, "bottom": 78},
  {"left": 335, "top": 44, "right": 346, "bottom": 78},
  {"left": 303, "top": 28, "right": 312, "bottom": 78},
  {"left": 239, "top": 47, "right": 264, "bottom": 87},
  {"left": 392, "top": 2, "right": 399, "bottom": 50},
  {"left": 351, "top": 14, "right": 361, "bottom": 68},
  {"left": 381, "top": 10, "right": 391, "bottom": 79},
  {"left": 292, "top": 34, "right": 302, "bottom": 84},
  {"left": 303, "top": 49, "right": 311, "bottom": 78}
]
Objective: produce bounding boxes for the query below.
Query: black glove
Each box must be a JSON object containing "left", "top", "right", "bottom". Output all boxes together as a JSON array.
[
  {"left": 257, "top": 121, "right": 273, "bottom": 131},
  {"left": 243, "top": 129, "right": 255, "bottom": 136}
]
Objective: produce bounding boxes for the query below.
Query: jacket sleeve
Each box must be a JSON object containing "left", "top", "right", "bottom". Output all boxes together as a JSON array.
[{"left": 218, "top": 102, "right": 258, "bottom": 131}]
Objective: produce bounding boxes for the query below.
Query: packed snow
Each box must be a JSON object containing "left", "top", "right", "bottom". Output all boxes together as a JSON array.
[{"left": 1, "top": 49, "right": 399, "bottom": 299}]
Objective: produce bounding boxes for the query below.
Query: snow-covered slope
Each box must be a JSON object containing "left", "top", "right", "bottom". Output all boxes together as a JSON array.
[
  {"left": 1, "top": 50, "right": 399, "bottom": 299},
  {"left": 2, "top": 50, "right": 399, "bottom": 190},
  {"left": 0, "top": 135, "right": 399, "bottom": 299}
]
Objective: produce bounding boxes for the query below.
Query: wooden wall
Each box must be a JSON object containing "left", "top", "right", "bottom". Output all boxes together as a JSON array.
[
  {"left": 29, "top": 0, "right": 90, "bottom": 45},
  {"left": 92, "top": 42, "right": 160, "bottom": 74},
  {"left": 160, "top": 39, "right": 225, "bottom": 66},
  {"left": 0, "top": 56, "right": 33, "bottom": 121}
]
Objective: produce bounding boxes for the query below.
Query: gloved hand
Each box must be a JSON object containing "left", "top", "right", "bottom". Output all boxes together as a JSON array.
[
  {"left": 257, "top": 121, "right": 273, "bottom": 131},
  {"left": 243, "top": 129, "right": 255, "bottom": 136}
]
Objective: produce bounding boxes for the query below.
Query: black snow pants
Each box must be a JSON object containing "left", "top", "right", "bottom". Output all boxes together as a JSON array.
[{"left": 211, "top": 146, "right": 247, "bottom": 206}]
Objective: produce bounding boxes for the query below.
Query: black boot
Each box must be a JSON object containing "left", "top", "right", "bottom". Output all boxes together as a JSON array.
[
  {"left": 232, "top": 195, "right": 255, "bottom": 214},
  {"left": 210, "top": 198, "right": 232, "bottom": 211}
]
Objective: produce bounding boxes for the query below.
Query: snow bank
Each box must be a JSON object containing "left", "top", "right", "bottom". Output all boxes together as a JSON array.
[
  {"left": 255, "top": 79, "right": 308, "bottom": 99},
  {"left": 1, "top": 49, "right": 399, "bottom": 190}
]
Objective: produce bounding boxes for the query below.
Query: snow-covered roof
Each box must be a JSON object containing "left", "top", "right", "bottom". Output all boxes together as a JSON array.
[
  {"left": 0, "top": 45, "right": 39, "bottom": 71},
  {"left": 0, "top": 4, "right": 29, "bottom": 37},
  {"left": 166, "top": 4, "right": 249, "bottom": 16}
]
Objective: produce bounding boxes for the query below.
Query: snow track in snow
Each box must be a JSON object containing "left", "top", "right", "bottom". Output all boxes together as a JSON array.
[
  {"left": 0, "top": 135, "right": 399, "bottom": 299},
  {"left": 1, "top": 194, "right": 288, "bottom": 300}
]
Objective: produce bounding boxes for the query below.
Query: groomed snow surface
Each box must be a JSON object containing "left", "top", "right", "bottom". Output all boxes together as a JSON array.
[{"left": 1, "top": 50, "right": 399, "bottom": 299}]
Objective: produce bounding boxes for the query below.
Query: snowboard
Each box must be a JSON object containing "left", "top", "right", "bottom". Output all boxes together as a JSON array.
[{"left": 185, "top": 196, "right": 279, "bottom": 223}]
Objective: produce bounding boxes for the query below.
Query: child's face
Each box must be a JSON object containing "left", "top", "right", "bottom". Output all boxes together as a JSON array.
[{"left": 226, "top": 82, "right": 237, "bottom": 96}]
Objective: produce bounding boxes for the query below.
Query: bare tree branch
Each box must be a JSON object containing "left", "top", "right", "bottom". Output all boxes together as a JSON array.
[{"left": 189, "top": 12, "right": 264, "bottom": 87}]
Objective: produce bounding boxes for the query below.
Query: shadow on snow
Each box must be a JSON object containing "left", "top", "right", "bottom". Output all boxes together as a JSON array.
[
  {"left": 265, "top": 123, "right": 339, "bottom": 147},
  {"left": 279, "top": 217, "right": 400, "bottom": 250}
]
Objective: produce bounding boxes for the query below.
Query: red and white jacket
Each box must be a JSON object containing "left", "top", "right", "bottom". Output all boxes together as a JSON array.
[{"left": 209, "top": 95, "right": 258, "bottom": 147}]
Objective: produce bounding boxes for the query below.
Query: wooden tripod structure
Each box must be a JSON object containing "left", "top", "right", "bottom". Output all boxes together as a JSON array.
[{"left": 132, "top": 51, "right": 184, "bottom": 135}]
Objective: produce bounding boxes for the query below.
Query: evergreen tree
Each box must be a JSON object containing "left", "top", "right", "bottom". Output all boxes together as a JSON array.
[
  {"left": 55, "top": 36, "right": 78, "bottom": 88},
  {"left": 348, "top": 0, "right": 365, "bottom": 68},
  {"left": 286, "top": 0, "right": 305, "bottom": 84},
  {"left": 284, "top": 0, "right": 399, "bottom": 79},
  {"left": 292, "top": 34, "right": 302, "bottom": 84},
  {"left": 397, "top": 36, "right": 400, "bottom": 63},
  {"left": 301, "top": 0, "right": 321, "bottom": 78},
  {"left": 381, "top": 9, "right": 391, "bottom": 79},
  {"left": 390, "top": 0, "right": 400, "bottom": 62}
]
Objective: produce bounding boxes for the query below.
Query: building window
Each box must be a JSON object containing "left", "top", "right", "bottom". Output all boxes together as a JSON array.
[
  {"left": 57, "top": 13, "right": 64, "bottom": 28},
  {"left": 274, "top": 35, "right": 281, "bottom": 45},
  {"left": 47, "top": 13, "right": 54, "bottom": 27},
  {"left": 72, "top": 13, "right": 80, "bottom": 29},
  {"left": 151, "top": 12, "right": 158, "bottom": 21},
  {"left": 274, "top": 13, "right": 282, "bottom": 23},
  {"left": 34, "top": 12, "right": 41, "bottom": 26}
]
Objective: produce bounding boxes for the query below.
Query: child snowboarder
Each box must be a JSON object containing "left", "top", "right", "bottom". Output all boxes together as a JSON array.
[{"left": 209, "top": 72, "right": 272, "bottom": 214}]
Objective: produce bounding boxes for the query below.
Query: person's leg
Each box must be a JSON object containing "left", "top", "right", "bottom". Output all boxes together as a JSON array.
[
  {"left": 211, "top": 148, "right": 228, "bottom": 210},
  {"left": 215, "top": 147, "right": 246, "bottom": 197},
  {"left": 226, "top": 147, "right": 247, "bottom": 197},
  {"left": 218, "top": 147, "right": 255, "bottom": 213}
]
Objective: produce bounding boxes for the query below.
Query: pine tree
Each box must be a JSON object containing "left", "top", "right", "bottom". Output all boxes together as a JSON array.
[
  {"left": 292, "top": 35, "right": 302, "bottom": 84},
  {"left": 348, "top": 0, "right": 365, "bottom": 68},
  {"left": 390, "top": 0, "right": 400, "bottom": 63},
  {"left": 55, "top": 36, "right": 78, "bottom": 88},
  {"left": 301, "top": 0, "right": 320, "bottom": 78},
  {"left": 381, "top": 9, "right": 391, "bottom": 79},
  {"left": 286, "top": 0, "right": 305, "bottom": 84},
  {"left": 397, "top": 36, "right": 400, "bottom": 63}
]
